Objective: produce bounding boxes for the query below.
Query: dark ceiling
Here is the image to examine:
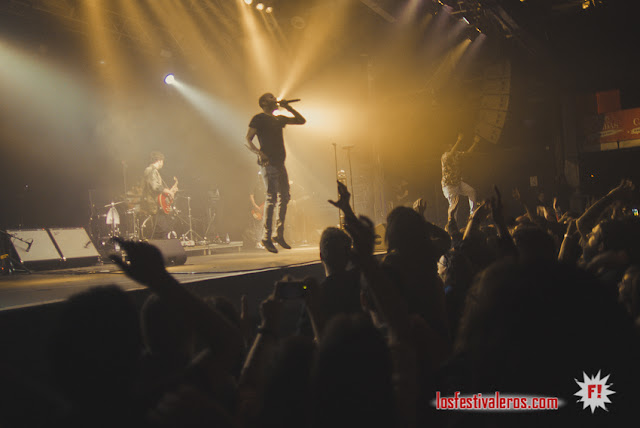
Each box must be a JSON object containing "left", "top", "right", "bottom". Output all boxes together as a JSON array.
[
  {"left": 266, "top": 0, "right": 640, "bottom": 101},
  {"left": 1, "top": 0, "right": 637, "bottom": 92}
]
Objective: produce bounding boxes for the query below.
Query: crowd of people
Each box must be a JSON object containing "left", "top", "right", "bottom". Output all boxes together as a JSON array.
[{"left": 3, "top": 173, "right": 640, "bottom": 428}]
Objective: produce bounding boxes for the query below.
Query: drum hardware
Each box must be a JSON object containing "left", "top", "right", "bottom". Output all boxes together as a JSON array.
[
  {"left": 104, "top": 201, "right": 126, "bottom": 239},
  {"left": 124, "top": 206, "right": 142, "bottom": 240},
  {"left": 203, "top": 188, "right": 222, "bottom": 243}
]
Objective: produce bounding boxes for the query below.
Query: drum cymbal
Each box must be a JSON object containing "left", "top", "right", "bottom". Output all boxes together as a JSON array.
[{"left": 104, "top": 201, "right": 126, "bottom": 207}]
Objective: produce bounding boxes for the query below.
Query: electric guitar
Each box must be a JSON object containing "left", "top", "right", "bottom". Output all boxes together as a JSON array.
[
  {"left": 158, "top": 177, "right": 179, "bottom": 214},
  {"left": 251, "top": 203, "right": 265, "bottom": 221}
]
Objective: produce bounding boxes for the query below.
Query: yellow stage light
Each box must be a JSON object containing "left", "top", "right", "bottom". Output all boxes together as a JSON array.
[{"left": 256, "top": 3, "right": 265, "bottom": 11}]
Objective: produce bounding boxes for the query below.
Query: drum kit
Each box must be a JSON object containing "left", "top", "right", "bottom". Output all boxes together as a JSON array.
[
  {"left": 89, "top": 186, "right": 218, "bottom": 249},
  {"left": 89, "top": 191, "right": 144, "bottom": 250}
]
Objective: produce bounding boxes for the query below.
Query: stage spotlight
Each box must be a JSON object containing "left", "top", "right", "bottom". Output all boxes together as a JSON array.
[
  {"left": 244, "top": 0, "right": 253, "bottom": 4},
  {"left": 256, "top": 3, "right": 264, "bottom": 11},
  {"left": 266, "top": 6, "right": 273, "bottom": 13},
  {"left": 164, "top": 74, "right": 175, "bottom": 85}
]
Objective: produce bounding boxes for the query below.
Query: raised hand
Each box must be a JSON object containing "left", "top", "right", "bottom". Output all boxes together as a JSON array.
[
  {"left": 608, "top": 179, "right": 635, "bottom": 201},
  {"left": 240, "top": 294, "right": 251, "bottom": 346},
  {"left": 470, "top": 200, "right": 490, "bottom": 222},
  {"left": 488, "top": 186, "right": 504, "bottom": 225},
  {"left": 344, "top": 215, "right": 375, "bottom": 259},
  {"left": 512, "top": 187, "right": 521, "bottom": 202},
  {"left": 110, "top": 237, "right": 170, "bottom": 286},
  {"left": 413, "top": 198, "right": 427, "bottom": 216},
  {"left": 259, "top": 293, "right": 283, "bottom": 332},
  {"left": 328, "top": 180, "right": 352, "bottom": 213},
  {"left": 565, "top": 218, "right": 578, "bottom": 238},
  {"left": 278, "top": 99, "right": 290, "bottom": 109}
]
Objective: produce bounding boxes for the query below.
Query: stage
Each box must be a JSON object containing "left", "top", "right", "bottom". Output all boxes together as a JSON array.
[{"left": 0, "top": 245, "right": 322, "bottom": 311}]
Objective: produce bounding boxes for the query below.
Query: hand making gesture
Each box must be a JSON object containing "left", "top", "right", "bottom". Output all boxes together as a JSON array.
[
  {"left": 413, "top": 197, "right": 427, "bottom": 217},
  {"left": 488, "top": 186, "right": 505, "bottom": 226},
  {"left": 328, "top": 180, "right": 352, "bottom": 214},
  {"left": 110, "top": 237, "right": 171, "bottom": 286}
]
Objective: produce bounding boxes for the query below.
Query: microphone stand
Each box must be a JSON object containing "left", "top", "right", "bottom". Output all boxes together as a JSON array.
[
  {"left": 181, "top": 196, "right": 202, "bottom": 246},
  {"left": 343, "top": 145, "right": 355, "bottom": 211},
  {"left": 122, "top": 161, "right": 128, "bottom": 197},
  {"left": 332, "top": 142, "right": 340, "bottom": 226}
]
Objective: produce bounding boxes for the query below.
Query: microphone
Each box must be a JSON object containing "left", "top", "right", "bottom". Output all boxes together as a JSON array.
[
  {"left": 278, "top": 99, "right": 300, "bottom": 104},
  {"left": 26, "top": 239, "right": 33, "bottom": 252}
]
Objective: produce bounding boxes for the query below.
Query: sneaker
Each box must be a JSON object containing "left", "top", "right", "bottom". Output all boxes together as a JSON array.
[
  {"left": 273, "top": 235, "right": 291, "bottom": 250},
  {"left": 262, "top": 239, "right": 278, "bottom": 253},
  {"left": 256, "top": 242, "right": 265, "bottom": 250}
]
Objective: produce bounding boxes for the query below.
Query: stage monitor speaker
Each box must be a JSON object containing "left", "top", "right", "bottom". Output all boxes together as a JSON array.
[
  {"left": 148, "top": 239, "right": 187, "bottom": 266},
  {"left": 6, "top": 229, "right": 62, "bottom": 270},
  {"left": 374, "top": 223, "right": 387, "bottom": 252},
  {"left": 49, "top": 227, "right": 100, "bottom": 268}
]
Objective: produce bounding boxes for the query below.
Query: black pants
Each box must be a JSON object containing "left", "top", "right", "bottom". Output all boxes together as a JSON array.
[{"left": 261, "top": 164, "right": 290, "bottom": 240}]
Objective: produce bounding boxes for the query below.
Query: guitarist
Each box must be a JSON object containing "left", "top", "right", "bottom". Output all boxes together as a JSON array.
[{"left": 142, "top": 151, "right": 177, "bottom": 239}]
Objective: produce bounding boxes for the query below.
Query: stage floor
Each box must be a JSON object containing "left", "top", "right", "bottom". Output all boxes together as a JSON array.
[{"left": 0, "top": 245, "right": 321, "bottom": 311}]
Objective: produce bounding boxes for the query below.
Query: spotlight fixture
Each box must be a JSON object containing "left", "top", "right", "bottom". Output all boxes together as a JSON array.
[
  {"left": 266, "top": 6, "right": 273, "bottom": 13},
  {"left": 256, "top": 3, "right": 265, "bottom": 11},
  {"left": 164, "top": 74, "right": 175, "bottom": 85},
  {"left": 244, "top": 0, "right": 253, "bottom": 5}
]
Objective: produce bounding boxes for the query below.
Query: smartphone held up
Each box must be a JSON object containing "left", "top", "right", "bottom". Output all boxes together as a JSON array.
[{"left": 274, "top": 280, "right": 308, "bottom": 299}]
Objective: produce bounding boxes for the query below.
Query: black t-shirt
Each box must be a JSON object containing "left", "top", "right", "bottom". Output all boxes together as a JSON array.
[{"left": 249, "top": 113, "right": 288, "bottom": 166}]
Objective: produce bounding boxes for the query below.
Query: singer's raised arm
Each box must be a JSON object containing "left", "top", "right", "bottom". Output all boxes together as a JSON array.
[{"left": 281, "top": 101, "right": 306, "bottom": 125}]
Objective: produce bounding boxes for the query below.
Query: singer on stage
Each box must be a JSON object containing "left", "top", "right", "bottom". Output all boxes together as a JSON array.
[{"left": 245, "top": 93, "right": 306, "bottom": 253}]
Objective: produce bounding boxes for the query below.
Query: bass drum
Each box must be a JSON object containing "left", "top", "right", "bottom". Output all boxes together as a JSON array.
[
  {"left": 141, "top": 215, "right": 179, "bottom": 240},
  {"left": 140, "top": 215, "right": 155, "bottom": 241}
]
